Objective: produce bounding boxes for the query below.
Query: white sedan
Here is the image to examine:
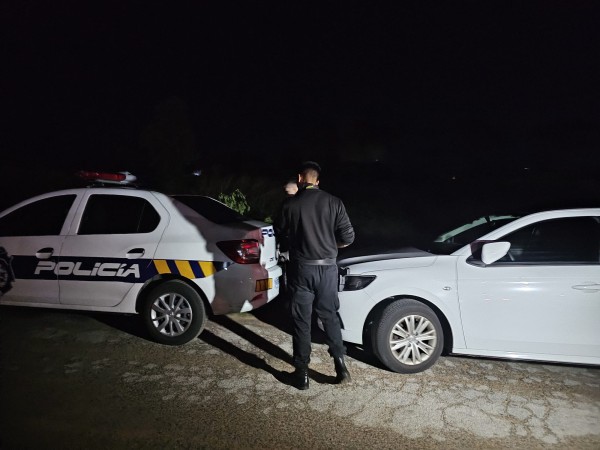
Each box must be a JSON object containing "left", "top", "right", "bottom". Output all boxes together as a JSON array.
[
  {"left": 337, "top": 209, "right": 600, "bottom": 373},
  {"left": 0, "top": 171, "right": 282, "bottom": 345}
]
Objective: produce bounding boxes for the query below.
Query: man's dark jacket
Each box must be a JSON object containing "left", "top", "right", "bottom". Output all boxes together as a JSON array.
[{"left": 276, "top": 186, "right": 354, "bottom": 262}]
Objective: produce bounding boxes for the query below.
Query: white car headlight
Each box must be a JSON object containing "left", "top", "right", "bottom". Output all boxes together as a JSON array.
[{"left": 342, "top": 275, "right": 376, "bottom": 291}]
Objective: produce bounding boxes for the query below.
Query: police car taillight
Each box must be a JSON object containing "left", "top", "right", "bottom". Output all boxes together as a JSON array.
[
  {"left": 217, "top": 240, "right": 260, "bottom": 264},
  {"left": 77, "top": 170, "right": 137, "bottom": 184}
]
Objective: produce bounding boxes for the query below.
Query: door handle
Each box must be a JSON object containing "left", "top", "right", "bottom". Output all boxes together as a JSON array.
[
  {"left": 126, "top": 248, "right": 145, "bottom": 259},
  {"left": 36, "top": 248, "right": 54, "bottom": 259},
  {"left": 572, "top": 283, "right": 600, "bottom": 292}
]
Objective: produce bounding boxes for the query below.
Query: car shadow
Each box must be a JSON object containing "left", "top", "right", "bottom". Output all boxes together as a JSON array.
[
  {"left": 91, "top": 312, "right": 155, "bottom": 342},
  {"left": 207, "top": 314, "right": 336, "bottom": 385},
  {"left": 92, "top": 306, "right": 334, "bottom": 385},
  {"left": 93, "top": 296, "right": 385, "bottom": 377},
  {"left": 250, "top": 295, "right": 293, "bottom": 334},
  {"left": 251, "top": 296, "right": 336, "bottom": 349},
  {"left": 210, "top": 314, "right": 293, "bottom": 365},
  {"left": 344, "top": 342, "right": 389, "bottom": 371},
  {"left": 252, "top": 296, "right": 387, "bottom": 371},
  {"left": 199, "top": 328, "right": 286, "bottom": 381}
]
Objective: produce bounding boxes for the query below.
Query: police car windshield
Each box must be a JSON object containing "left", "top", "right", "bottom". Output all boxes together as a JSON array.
[{"left": 171, "top": 195, "right": 247, "bottom": 224}]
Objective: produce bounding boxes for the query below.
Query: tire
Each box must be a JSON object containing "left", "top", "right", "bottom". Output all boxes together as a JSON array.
[
  {"left": 0, "top": 259, "right": 13, "bottom": 294},
  {"left": 142, "top": 280, "right": 207, "bottom": 346},
  {"left": 371, "top": 299, "right": 443, "bottom": 374}
]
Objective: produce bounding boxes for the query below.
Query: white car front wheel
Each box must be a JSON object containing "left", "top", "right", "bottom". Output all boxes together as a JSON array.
[
  {"left": 372, "top": 299, "right": 443, "bottom": 373},
  {"left": 142, "top": 280, "right": 207, "bottom": 345}
]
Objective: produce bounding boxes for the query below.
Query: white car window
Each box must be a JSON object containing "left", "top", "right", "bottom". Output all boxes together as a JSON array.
[{"left": 494, "top": 216, "right": 600, "bottom": 265}]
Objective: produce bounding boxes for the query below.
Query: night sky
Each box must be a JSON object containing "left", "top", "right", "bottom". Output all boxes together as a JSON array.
[{"left": 2, "top": 2, "right": 600, "bottom": 236}]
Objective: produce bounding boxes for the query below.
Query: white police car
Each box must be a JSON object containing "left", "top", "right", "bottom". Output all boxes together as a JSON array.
[
  {"left": 0, "top": 171, "right": 282, "bottom": 345},
  {"left": 336, "top": 209, "right": 600, "bottom": 373}
]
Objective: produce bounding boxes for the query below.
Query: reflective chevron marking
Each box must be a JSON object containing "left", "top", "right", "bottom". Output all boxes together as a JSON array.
[{"left": 153, "top": 259, "right": 225, "bottom": 279}]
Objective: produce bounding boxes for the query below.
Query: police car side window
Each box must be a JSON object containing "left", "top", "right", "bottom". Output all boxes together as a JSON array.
[
  {"left": 0, "top": 195, "right": 76, "bottom": 237},
  {"left": 78, "top": 195, "right": 160, "bottom": 235}
]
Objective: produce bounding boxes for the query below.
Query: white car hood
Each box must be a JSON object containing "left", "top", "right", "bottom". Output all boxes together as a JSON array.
[{"left": 338, "top": 247, "right": 437, "bottom": 273}]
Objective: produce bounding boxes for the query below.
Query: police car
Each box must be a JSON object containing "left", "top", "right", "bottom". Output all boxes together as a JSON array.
[{"left": 0, "top": 171, "right": 282, "bottom": 345}]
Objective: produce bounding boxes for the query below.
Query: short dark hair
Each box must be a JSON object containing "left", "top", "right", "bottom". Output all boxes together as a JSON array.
[{"left": 299, "top": 161, "right": 321, "bottom": 180}]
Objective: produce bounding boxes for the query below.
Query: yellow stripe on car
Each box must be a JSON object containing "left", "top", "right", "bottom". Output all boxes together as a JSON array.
[
  {"left": 153, "top": 259, "right": 221, "bottom": 279},
  {"left": 175, "top": 260, "right": 195, "bottom": 279},
  {"left": 199, "top": 261, "right": 216, "bottom": 277},
  {"left": 153, "top": 259, "right": 171, "bottom": 274}
]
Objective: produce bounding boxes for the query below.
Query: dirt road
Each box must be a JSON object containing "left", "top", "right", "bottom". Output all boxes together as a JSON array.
[{"left": 1, "top": 301, "right": 599, "bottom": 449}]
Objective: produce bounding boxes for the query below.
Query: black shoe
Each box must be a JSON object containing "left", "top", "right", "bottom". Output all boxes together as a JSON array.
[
  {"left": 334, "top": 356, "right": 351, "bottom": 384},
  {"left": 284, "top": 367, "right": 309, "bottom": 390}
]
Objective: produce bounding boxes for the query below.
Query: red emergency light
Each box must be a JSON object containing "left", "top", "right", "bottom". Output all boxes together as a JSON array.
[{"left": 77, "top": 170, "right": 137, "bottom": 185}]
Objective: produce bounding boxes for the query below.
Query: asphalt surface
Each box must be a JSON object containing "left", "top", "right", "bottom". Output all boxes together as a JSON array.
[{"left": 1, "top": 299, "right": 599, "bottom": 449}]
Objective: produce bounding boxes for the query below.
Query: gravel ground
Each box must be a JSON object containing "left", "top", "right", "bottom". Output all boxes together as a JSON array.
[{"left": 1, "top": 301, "right": 599, "bottom": 449}]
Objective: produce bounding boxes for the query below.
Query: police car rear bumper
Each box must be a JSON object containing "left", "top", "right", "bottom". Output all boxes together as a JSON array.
[
  {"left": 239, "top": 264, "right": 282, "bottom": 312},
  {"left": 266, "top": 264, "right": 282, "bottom": 300}
]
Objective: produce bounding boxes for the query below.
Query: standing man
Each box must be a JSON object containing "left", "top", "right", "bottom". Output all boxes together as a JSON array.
[{"left": 277, "top": 161, "right": 355, "bottom": 390}]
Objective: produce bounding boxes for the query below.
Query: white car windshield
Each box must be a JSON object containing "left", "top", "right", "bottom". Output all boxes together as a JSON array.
[{"left": 428, "top": 215, "right": 520, "bottom": 255}]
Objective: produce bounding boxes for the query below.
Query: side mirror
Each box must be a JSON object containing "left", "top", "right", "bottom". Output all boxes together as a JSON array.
[{"left": 481, "top": 241, "right": 511, "bottom": 265}]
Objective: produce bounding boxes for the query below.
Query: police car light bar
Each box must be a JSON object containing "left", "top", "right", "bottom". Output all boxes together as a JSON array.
[{"left": 77, "top": 170, "right": 137, "bottom": 185}]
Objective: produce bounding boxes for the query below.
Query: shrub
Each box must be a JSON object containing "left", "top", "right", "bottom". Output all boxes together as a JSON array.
[{"left": 218, "top": 189, "right": 250, "bottom": 216}]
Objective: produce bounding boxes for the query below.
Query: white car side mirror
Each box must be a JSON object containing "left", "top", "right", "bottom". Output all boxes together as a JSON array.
[{"left": 481, "top": 241, "right": 511, "bottom": 265}]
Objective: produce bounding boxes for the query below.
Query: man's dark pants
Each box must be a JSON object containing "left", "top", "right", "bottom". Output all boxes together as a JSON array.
[{"left": 287, "top": 262, "right": 345, "bottom": 369}]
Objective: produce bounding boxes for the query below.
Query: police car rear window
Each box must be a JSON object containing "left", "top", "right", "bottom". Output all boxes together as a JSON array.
[{"left": 171, "top": 195, "right": 246, "bottom": 224}]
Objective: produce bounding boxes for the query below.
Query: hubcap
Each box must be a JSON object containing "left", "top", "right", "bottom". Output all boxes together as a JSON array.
[
  {"left": 389, "top": 314, "right": 437, "bottom": 366},
  {"left": 150, "top": 292, "right": 193, "bottom": 337}
]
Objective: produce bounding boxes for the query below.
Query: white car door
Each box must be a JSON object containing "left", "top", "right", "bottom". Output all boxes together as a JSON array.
[
  {"left": 457, "top": 216, "right": 600, "bottom": 359},
  {"left": 0, "top": 193, "right": 79, "bottom": 304},
  {"left": 59, "top": 190, "right": 168, "bottom": 307}
]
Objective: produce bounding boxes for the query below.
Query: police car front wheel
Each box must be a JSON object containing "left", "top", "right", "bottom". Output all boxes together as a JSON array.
[{"left": 142, "top": 280, "right": 207, "bottom": 345}]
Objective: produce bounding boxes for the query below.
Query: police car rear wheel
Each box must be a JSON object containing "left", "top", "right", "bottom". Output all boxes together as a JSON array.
[{"left": 142, "top": 280, "right": 207, "bottom": 345}]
